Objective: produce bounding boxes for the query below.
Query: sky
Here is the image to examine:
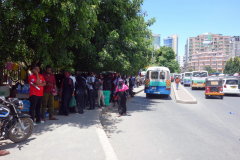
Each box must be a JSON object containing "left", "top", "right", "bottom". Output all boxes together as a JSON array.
[{"left": 142, "top": 0, "right": 240, "bottom": 56}]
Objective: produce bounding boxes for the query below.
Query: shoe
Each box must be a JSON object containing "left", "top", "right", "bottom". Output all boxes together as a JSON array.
[
  {"left": 88, "top": 108, "right": 93, "bottom": 110},
  {"left": 36, "top": 120, "right": 45, "bottom": 124},
  {"left": 98, "top": 106, "right": 101, "bottom": 108},
  {"left": 34, "top": 123, "right": 38, "bottom": 127}
]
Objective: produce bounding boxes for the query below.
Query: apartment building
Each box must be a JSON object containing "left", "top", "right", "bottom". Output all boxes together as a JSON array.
[
  {"left": 185, "top": 33, "right": 230, "bottom": 73},
  {"left": 164, "top": 34, "right": 178, "bottom": 60},
  {"left": 230, "top": 36, "right": 240, "bottom": 58}
]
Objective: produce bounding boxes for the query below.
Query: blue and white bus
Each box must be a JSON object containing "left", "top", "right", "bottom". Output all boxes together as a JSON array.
[{"left": 144, "top": 67, "right": 171, "bottom": 97}]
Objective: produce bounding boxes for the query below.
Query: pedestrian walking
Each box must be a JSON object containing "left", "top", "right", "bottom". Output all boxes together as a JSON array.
[
  {"left": 28, "top": 65, "right": 46, "bottom": 126},
  {"left": 116, "top": 76, "right": 129, "bottom": 117},
  {"left": 42, "top": 65, "right": 58, "bottom": 121},
  {"left": 97, "top": 74, "right": 106, "bottom": 108},
  {"left": 75, "top": 74, "right": 86, "bottom": 114},
  {"left": 87, "top": 72, "right": 96, "bottom": 110},
  {"left": 59, "top": 71, "right": 74, "bottom": 116},
  {"left": 175, "top": 76, "right": 180, "bottom": 90}
]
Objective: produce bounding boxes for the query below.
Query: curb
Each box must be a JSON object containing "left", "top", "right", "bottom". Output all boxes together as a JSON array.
[{"left": 173, "top": 83, "right": 197, "bottom": 104}]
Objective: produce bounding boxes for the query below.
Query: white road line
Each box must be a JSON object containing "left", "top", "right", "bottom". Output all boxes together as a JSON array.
[{"left": 95, "top": 126, "right": 118, "bottom": 160}]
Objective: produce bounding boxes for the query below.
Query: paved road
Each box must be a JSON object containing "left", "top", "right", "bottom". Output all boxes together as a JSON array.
[{"left": 107, "top": 88, "right": 240, "bottom": 160}]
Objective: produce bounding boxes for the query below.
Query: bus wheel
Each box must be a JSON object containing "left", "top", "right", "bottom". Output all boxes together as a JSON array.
[
  {"left": 220, "top": 96, "right": 223, "bottom": 99},
  {"left": 205, "top": 95, "right": 208, "bottom": 99},
  {"left": 191, "top": 87, "right": 194, "bottom": 90},
  {"left": 146, "top": 93, "right": 150, "bottom": 98}
]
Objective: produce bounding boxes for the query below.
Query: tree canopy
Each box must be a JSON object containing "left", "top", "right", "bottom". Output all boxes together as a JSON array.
[
  {"left": 154, "top": 46, "right": 180, "bottom": 73},
  {"left": 224, "top": 57, "right": 240, "bottom": 74},
  {"left": 0, "top": 0, "right": 155, "bottom": 75}
]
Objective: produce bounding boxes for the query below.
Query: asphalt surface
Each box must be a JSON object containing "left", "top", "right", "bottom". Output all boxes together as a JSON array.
[{"left": 107, "top": 86, "right": 240, "bottom": 160}]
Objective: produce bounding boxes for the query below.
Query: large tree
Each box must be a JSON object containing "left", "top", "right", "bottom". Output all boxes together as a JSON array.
[
  {"left": 0, "top": 0, "right": 98, "bottom": 69},
  {"left": 154, "top": 46, "right": 180, "bottom": 73}
]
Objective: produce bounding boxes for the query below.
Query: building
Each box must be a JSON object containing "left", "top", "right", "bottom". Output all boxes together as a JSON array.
[
  {"left": 152, "top": 34, "right": 161, "bottom": 50},
  {"left": 186, "top": 33, "right": 230, "bottom": 73},
  {"left": 178, "top": 55, "right": 184, "bottom": 68},
  {"left": 230, "top": 36, "right": 240, "bottom": 58},
  {"left": 164, "top": 34, "right": 178, "bottom": 60}
]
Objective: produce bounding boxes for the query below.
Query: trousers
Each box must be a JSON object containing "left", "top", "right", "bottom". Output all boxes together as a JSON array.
[
  {"left": 118, "top": 91, "right": 127, "bottom": 115},
  {"left": 176, "top": 83, "right": 179, "bottom": 90},
  {"left": 29, "top": 95, "right": 43, "bottom": 122},
  {"left": 97, "top": 90, "right": 105, "bottom": 106},
  {"left": 42, "top": 92, "right": 54, "bottom": 118},
  {"left": 89, "top": 89, "right": 95, "bottom": 109},
  {"left": 76, "top": 89, "right": 85, "bottom": 113}
]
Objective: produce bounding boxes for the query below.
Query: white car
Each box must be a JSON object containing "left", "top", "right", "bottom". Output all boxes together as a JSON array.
[{"left": 223, "top": 78, "right": 240, "bottom": 95}]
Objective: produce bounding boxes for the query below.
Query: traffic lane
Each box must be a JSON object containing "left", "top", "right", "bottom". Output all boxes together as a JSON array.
[
  {"left": 108, "top": 91, "right": 240, "bottom": 160},
  {"left": 184, "top": 85, "right": 240, "bottom": 140}
]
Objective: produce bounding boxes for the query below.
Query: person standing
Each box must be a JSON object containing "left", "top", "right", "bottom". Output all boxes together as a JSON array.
[
  {"left": 28, "top": 65, "right": 46, "bottom": 126},
  {"left": 97, "top": 74, "right": 106, "bottom": 108},
  {"left": 129, "top": 76, "right": 134, "bottom": 97},
  {"left": 116, "top": 76, "right": 129, "bottom": 117},
  {"left": 42, "top": 65, "right": 58, "bottom": 121},
  {"left": 70, "top": 73, "right": 76, "bottom": 91},
  {"left": 87, "top": 72, "right": 95, "bottom": 110},
  {"left": 81, "top": 73, "right": 88, "bottom": 110},
  {"left": 175, "top": 76, "right": 180, "bottom": 90},
  {"left": 103, "top": 73, "right": 112, "bottom": 91},
  {"left": 75, "top": 74, "right": 86, "bottom": 114},
  {"left": 59, "top": 71, "right": 74, "bottom": 116}
]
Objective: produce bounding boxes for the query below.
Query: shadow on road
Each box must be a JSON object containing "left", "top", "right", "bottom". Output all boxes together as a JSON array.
[{"left": 0, "top": 137, "right": 36, "bottom": 151}]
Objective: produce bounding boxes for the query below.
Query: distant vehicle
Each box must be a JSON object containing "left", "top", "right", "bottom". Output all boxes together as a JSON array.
[
  {"left": 205, "top": 77, "right": 224, "bottom": 99},
  {"left": 190, "top": 71, "right": 208, "bottom": 90},
  {"left": 219, "top": 74, "right": 225, "bottom": 77},
  {"left": 183, "top": 72, "right": 192, "bottom": 86},
  {"left": 145, "top": 67, "right": 171, "bottom": 98},
  {"left": 222, "top": 77, "right": 240, "bottom": 95}
]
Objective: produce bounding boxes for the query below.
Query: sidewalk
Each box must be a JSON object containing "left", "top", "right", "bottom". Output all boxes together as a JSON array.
[
  {"left": 1, "top": 109, "right": 117, "bottom": 160},
  {"left": 172, "top": 83, "right": 197, "bottom": 104}
]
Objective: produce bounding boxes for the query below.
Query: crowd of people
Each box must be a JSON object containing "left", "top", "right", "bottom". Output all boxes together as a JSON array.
[{"left": 28, "top": 65, "right": 139, "bottom": 126}]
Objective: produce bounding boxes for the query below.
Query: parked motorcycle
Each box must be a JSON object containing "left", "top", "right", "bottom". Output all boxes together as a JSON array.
[{"left": 0, "top": 96, "right": 34, "bottom": 143}]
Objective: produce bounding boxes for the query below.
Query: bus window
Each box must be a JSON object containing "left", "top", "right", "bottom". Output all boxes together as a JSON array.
[
  {"left": 160, "top": 71, "right": 165, "bottom": 79},
  {"left": 146, "top": 71, "right": 149, "bottom": 79},
  {"left": 151, "top": 71, "right": 158, "bottom": 79}
]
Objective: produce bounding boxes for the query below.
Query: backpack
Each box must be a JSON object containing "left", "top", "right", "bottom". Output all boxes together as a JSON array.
[{"left": 93, "top": 78, "right": 101, "bottom": 90}]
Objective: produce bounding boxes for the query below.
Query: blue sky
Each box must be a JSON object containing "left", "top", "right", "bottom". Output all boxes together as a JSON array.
[{"left": 142, "top": 0, "right": 240, "bottom": 56}]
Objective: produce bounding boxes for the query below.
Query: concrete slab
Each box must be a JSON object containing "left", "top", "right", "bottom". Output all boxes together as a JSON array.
[{"left": 173, "top": 83, "right": 197, "bottom": 104}]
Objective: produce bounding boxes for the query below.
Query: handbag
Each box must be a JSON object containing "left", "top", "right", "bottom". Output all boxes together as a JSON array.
[{"left": 69, "top": 96, "right": 77, "bottom": 108}]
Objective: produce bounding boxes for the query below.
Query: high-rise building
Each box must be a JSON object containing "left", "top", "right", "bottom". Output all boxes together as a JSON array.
[
  {"left": 230, "top": 36, "right": 240, "bottom": 58},
  {"left": 185, "top": 33, "right": 230, "bottom": 73},
  {"left": 164, "top": 34, "right": 178, "bottom": 60},
  {"left": 178, "top": 55, "right": 184, "bottom": 68},
  {"left": 152, "top": 34, "right": 161, "bottom": 50}
]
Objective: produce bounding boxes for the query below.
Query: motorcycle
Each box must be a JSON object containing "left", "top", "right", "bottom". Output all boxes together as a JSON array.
[{"left": 0, "top": 96, "right": 34, "bottom": 143}]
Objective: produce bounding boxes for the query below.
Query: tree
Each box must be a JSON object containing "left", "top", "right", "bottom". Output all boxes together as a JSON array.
[
  {"left": 233, "top": 56, "right": 240, "bottom": 73},
  {"left": 205, "top": 66, "right": 212, "bottom": 73},
  {"left": 188, "top": 68, "right": 195, "bottom": 72},
  {"left": 154, "top": 46, "right": 180, "bottom": 73},
  {"left": 224, "top": 58, "right": 233, "bottom": 74}
]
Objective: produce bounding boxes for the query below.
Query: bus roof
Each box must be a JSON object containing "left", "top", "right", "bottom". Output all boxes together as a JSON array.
[{"left": 147, "top": 66, "right": 170, "bottom": 71}]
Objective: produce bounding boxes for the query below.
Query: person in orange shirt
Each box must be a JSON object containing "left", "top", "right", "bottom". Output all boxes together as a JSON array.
[{"left": 175, "top": 76, "right": 180, "bottom": 90}]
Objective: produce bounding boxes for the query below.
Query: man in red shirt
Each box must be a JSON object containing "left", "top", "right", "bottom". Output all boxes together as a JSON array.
[
  {"left": 28, "top": 65, "right": 46, "bottom": 126},
  {"left": 42, "top": 65, "right": 58, "bottom": 121}
]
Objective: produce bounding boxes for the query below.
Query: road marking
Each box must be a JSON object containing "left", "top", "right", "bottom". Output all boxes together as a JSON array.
[{"left": 95, "top": 126, "right": 118, "bottom": 160}]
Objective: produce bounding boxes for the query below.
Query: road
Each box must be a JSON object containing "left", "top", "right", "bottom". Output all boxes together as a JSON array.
[{"left": 107, "top": 86, "right": 240, "bottom": 160}]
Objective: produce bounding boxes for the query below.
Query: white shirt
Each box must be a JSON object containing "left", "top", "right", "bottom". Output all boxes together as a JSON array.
[
  {"left": 70, "top": 76, "right": 76, "bottom": 90},
  {"left": 87, "top": 76, "right": 95, "bottom": 90}
]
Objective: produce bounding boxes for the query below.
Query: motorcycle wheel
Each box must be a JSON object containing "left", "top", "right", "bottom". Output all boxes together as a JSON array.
[{"left": 8, "top": 117, "right": 34, "bottom": 143}]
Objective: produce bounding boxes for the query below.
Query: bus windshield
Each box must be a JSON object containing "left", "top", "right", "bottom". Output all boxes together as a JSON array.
[
  {"left": 185, "top": 73, "right": 192, "bottom": 77},
  {"left": 193, "top": 72, "right": 208, "bottom": 77}
]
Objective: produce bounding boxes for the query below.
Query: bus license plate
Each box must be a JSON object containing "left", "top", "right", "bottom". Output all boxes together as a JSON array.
[{"left": 152, "top": 87, "right": 156, "bottom": 89}]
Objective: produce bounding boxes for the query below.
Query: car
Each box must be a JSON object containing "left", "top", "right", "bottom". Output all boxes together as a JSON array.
[{"left": 223, "top": 78, "right": 240, "bottom": 95}]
